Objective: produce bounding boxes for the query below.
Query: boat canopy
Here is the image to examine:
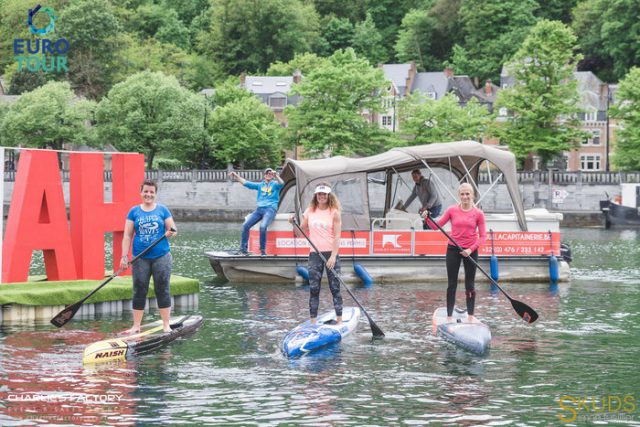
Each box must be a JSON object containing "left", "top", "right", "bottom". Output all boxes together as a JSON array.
[{"left": 280, "top": 141, "right": 527, "bottom": 231}]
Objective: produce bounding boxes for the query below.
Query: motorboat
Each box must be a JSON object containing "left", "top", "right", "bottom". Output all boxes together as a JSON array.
[
  {"left": 600, "top": 183, "right": 640, "bottom": 228},
  {"left": 206, "top": 141, "right": 570, "bottom": 284}
]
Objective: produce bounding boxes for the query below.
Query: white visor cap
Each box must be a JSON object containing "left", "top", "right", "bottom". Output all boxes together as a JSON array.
[{"left": 314, "top": 184, "right": 332, "bottom": 194}]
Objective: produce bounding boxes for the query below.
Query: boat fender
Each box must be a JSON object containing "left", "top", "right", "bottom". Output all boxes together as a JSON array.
[
  {"left": 353, "top": 263, "right": 374, "bottom": 287},
  {"left": 296, "top": 265, "right": 309, "bottom": 282},
  {"left": 549, "top": 254, "right": 559, "bottom": 284},
  {"left": 490, "top": 255, "right": 499, "bottom": 282},
  {"left": 548, "top": 230, "right": 559, "bottom": 284},
  {"left": 489, "top": 229, "right": 499, "bottom": 282}
]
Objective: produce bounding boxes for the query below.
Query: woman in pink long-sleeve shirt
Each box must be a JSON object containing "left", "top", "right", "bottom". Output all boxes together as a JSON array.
[{"left": 424, "top": 182, "right": 486, "bottom": 323}]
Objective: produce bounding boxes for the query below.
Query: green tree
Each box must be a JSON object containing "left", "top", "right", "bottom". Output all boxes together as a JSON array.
[
  {"left": 395, "top": 9, "right": 437, "bottom": 70},
  {"left": 202, "top": 0, "right": 320, "bottom": 74},
  {"left": 367, "top": 0, "right": 422, "bottom": 62},
  {"left": 58, "top": 0, "right": 122, "bottom": 99},
  {"left": 133, "top": 4, "right": 190, "bottom": 49},
  {"left": 572, "top": 0, "right": 640, "bottom": 82},
  {"left": 286, "top": 48, "right": 389, "bottom": 156},
  {"left": 311, "top": 0, "right": 367, "bottom": 22},
  {"left": 536, "top": 0, "right": 577, "bottom": 23},
  {"left": 610, "top": 67, "right": 640, "bottom": 170},
  {"left": 398, "top": 93, "right": 493, "bottom": 144},
  {"left": 0, "top": 81, "right": 96, "bottom": 149},
  {"left": 267, "top": 52, "right": 328, "bottom": 76},
  {"left": 352, "top": 13, "right": 387, "bottom": 65},
  {"left": 118, "top": 36, "right": 189, "bottom": 84},
  {"left": 210, "top": 77, "right": 255, "bottom": 108},
  {"left": 210, "top": 96, "right": 284, "bottom": 168},
  {"left": 316, "top": 17, "right": 355, "bottom": 56},
  {"left": 95, "top": 71, "right": 207, "bottom": 169},
  {"left": 395, "top": 0, "right": 463, "bottom": 71},
  {"left": 5, "top": 66, "right": 52, "bottom": 95},
  {"left": 495, "top": 20, "right": 585, "bottom": 166},
  {"left": 571, "top": 0, "right": 612, "bottom": 80},
  {"left": 450, "top": 0, "right": 538, "bottom": 82}
]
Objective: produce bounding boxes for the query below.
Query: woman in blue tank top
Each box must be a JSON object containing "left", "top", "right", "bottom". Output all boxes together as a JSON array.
[{"left": 120, "top": 180, "right": 177, "bottom": 334}]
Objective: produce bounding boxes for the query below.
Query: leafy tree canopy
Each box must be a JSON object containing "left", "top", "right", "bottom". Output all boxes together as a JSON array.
[
  {"left": 210, "top": 96, "right": 284, "bottom": 168},
  {"left": 95, "top": 70, "right": 207, "bottom": 169},
  {"left": 398, "top": 93, "right": 493, "bottom": 144},
  {"left": 495, "top": 20, "right": 586, "bottom": 166},
  {"left": 202, "top": 0, "right": 320, "bottom": 75},
  {"left": 267, "top": 52, "right": 328, "bottom": 76},
  {"left": 0, "top": 81, "right": 96, "bottom": 149},
  {"left": 58, "top": 0, "right": 122, "bottom": 99},
  {"left": 610, "top": 67, "right": 640, "bottom": 170},
  {"left": 449, "top": 0, "right": 538, "bottom": 82},
  {"left": 572, "top": 0, "right": 640, "bottom": 82},
  {"left": 286, "top": 48, "right": 389, "bottom": 156}
]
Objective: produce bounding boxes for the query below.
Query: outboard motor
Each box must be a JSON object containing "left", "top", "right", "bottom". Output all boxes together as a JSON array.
[{"left": 560, "top": 243, "right": 572, "bottom": 264}]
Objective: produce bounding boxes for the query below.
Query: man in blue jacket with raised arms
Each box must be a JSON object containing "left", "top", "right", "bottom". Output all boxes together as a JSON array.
[{"left": 229, "top": 168, "right": 284, "bottom": 256}]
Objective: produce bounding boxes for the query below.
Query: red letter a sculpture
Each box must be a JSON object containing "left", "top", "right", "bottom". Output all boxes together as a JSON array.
[{"left": 2, "top": 150, "right": 77, "bottom": 282}]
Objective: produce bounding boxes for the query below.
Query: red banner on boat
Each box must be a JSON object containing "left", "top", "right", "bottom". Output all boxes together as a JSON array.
[{"left": 250, "top": 230, "right": 561, "bottom": 257}]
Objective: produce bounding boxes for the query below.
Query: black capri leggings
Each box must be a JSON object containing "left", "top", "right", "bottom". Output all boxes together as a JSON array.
[{"left": 445, "top": 245, "right": 478, "bottom": 317}]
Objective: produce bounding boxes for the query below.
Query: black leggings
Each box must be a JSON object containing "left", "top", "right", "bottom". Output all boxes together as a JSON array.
[{"left": 446, "top": 245, "right": 478, "bottom": 316}]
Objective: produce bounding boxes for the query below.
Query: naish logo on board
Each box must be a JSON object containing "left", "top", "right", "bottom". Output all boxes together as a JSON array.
[
  {"left": 13, "top": 4, "right": 70, "bottom": 73},
  {"left": 95, "top": 349, "right": 125, "bottom": 359}
]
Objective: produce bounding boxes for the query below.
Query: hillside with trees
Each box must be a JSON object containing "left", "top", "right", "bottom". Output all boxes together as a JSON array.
[{"left": 1, "top": 0, "right": 639, "bottom": 169}]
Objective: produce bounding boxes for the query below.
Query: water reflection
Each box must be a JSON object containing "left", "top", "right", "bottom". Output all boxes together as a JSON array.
[
  {"left": 0, "top": 329, "right": 139, "bottom": 426},
  {"left": 1, "top": 225, "right": 640, "bottom": 425}
]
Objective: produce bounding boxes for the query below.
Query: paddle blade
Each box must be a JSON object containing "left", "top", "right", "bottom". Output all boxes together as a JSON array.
[
  {"left": 370, "top": 323, "right": 385, "bottom": 339},
  {"left": 51, "top": 302, "right": 82, "bottom": 327},
  {"left": 364, "top": 313, "right": 385, "bottom": 338},
  {"left": 511, "top": 299, "right": 539, "bottom": 324}
]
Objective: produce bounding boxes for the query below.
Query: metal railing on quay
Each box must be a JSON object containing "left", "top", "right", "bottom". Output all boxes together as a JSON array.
[{"left": 3, "top": 169, "right": 640, "bottom": 184}]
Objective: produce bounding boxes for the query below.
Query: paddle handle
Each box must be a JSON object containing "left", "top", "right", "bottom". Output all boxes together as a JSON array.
[{"left": 292, "top": 221, "right": 384, "bottom": 338}]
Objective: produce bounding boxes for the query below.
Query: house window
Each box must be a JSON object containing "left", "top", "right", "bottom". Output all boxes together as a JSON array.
[
  {"left": 382, "top": 97, "right": 394, "bottom": 109},
  {"left": 580, "top": 155, "right": 601, "bottom": 171},
  {"left": 582, "top": 129, "right": 602, "bottom": 145},
  {"left": 382, "top": 116, "right": 393, "bottom": 126},
  {"left": 584, "top": 111, "right": 597, "bottom": 122},
  {"left": 269, "top": 96, "right": 287, "bottom": 111}
]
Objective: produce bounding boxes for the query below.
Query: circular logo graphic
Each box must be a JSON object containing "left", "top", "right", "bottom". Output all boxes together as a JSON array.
[{"left": 28, "top": 5, "right": 56, "bottom": 35}]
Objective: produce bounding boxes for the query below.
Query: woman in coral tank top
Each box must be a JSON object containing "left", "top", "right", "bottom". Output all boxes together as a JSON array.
[
  {"left": 424, "top": 182, "right": 486, "bottom": 323},
  {"left": 293, "top": 182, "right": 343, "bottom": 325}
]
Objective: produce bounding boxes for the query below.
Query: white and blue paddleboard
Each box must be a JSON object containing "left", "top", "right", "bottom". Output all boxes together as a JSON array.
[
  {"left": 282, "top": 306, "right": 361, "bottom": 358},
  {"left": 432, "top": 307, "right": 491, "bottom": 355}
]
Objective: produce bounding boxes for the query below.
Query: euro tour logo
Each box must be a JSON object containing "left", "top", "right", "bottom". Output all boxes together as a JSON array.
[{"left": 13, "top": 4, "right": 70, "bottom": 73}]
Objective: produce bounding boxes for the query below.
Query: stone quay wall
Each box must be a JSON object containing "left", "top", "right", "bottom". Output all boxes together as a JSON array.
[{"left": 5, "top": 170, "right": 638, "bottom": 226}]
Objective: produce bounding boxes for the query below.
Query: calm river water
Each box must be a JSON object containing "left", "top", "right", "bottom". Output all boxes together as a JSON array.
[{"left": 1, "top": 224, "right": 639, "bottom": 426}]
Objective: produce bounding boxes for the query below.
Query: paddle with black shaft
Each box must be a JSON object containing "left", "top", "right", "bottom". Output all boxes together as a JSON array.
[
  {"left": 291, "top": 220, "right": 385, "bottom": 338},
  {"left": 50, "top": 228, "right": 176, "bottom": 328},
  {"left": 424, "top": 214, "right": 539, "bottom": 323}
]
